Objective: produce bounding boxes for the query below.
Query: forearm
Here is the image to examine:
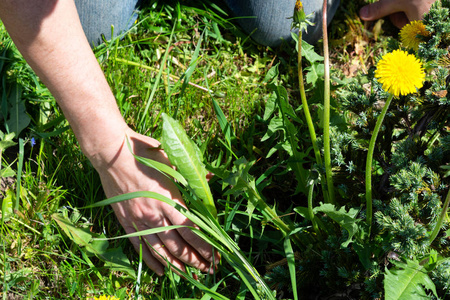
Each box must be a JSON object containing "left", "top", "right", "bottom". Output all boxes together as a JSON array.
[{"left": 0, "top": 0, "right": 127, "bottom": 166}]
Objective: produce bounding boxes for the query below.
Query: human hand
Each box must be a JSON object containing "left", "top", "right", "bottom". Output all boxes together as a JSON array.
[
  {"left": 359, "top": 0, "right": 437, "bottom": 28},
  {"left": 0, "top": 0, "right": 218, "bottom": 276},
  {"left": 93, "top": 127, "right": 219, "bottom": 276}
]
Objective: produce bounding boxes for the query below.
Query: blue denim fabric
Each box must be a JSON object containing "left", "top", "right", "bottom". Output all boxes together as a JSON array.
[
  {"left": 75, "top": 0, "right": 339, "bottom": 47},
  {"left": 224, "top": 0, "right": 340, "bottom": 47},
  {"left": 74, "top": 0, "right": 140, "bottom": 47}
]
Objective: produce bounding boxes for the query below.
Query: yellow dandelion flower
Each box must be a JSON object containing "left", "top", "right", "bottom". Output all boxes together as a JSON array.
[
  {"left": 94, "top": 296, "right": 119, "bottom": 300},
  {"left": 400, "top": 20, "right": 430, "bottom": 51},
  {"left": 375, "top": 50, "right": 425, "bottom": 96}
]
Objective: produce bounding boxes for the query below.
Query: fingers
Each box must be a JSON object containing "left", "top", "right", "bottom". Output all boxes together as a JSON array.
[
  {"left": 359, "top": 0, "right": 437, "bottom": 28},
  {"left": 359, "top": 0, "right": 404, "bottom": 22},
  {"left": 165, "top": 206, "right": 220, "bottom": 265},
  {"left": 127, "top": 217, "right": 217, "bottom": 276},
  {"left": 157, "top": 225, "right": 215, "bottom": 274},
  {"left": 129, "top": 230, "right": 190, "bottom": 276},
  {"left": 176, "top": 226, "right": 220, "bottom": 265},
  {"left": 128, "top": 236, "right": 165, "bottom": 276},
  {"left": 389, "top": 12, "right": 410, "bottom": 28}
]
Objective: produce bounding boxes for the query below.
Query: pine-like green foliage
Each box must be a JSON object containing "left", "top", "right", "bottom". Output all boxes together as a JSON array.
[
  {"left": 431, "top": 259, "right": 450, "bottom": 298},
  {"left": 375, "top": 198, "right": 429, "bottom": 257},
  {"left": 292, "top": 1, "right": 450, "bottom": 297},
  {"left": 419, "top": 0, "right": 450, "bottom": 61}
]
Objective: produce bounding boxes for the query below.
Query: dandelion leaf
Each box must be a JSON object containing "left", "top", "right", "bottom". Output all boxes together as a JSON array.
[
  {"left": 384, "top": 259, "right": 437, "bottom": 300},
  {"left": 102, "top": 247, "right": 136, "bottom": 278},
  {"left": 52, "top": 213, "right": 92, "bottom": 247},
  {"left": 1, "top": 188, "right": 14, "bottom": 222},
  {"left": 301, "top": 41, "right": 324, "bottom": 63},
  {"left": 305, "top": 63, "right": 324, "bottom": 85},
  {"left": 161, "top": 113, "right": 217, "bottom": 217},
  {"left": 263, "top": 64, "right": 280, "bottom": 85},
  {"left": 6, "top": 84, "right": 30, "bottom": 136},
  {"left": 223, "top": 158, "right": 258, "bottom": 224},
  {"left": 0, "top": 130, "right": 16, "bottom": 152},
  {"left": 315, "top": 203, "right": 362, "bottom": 247},
  {"left": 52, "top": 213, "right": 136, "bottom": 278}
]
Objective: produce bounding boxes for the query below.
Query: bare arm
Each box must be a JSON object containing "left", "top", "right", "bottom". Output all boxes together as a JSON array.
[{"left": 0, "top": 0, "right": 217, "bottom": 275}]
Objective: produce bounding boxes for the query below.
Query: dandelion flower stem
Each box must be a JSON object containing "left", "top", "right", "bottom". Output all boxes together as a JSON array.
[
  {"left": 297, "top": 29, "right": 330, "bottom": 204},
  {"left": 366, "top": 93, "right": 394, "bottom": 231},
  {"left": 368, "top": 49, "right": 424, "bottom": 235},
  {"left": 428, "top": 188, "right": 450, "bottom": 245},
  {"left": 322, "top": 0, "right": 335, "bottom": 204},
  {"left": 308, "top": 181, "right": 320, "bottom": 236}
]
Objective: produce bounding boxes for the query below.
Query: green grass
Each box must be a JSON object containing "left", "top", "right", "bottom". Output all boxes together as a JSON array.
[{"left": 0, "top": 1, "right": 275, "bottom": 298}]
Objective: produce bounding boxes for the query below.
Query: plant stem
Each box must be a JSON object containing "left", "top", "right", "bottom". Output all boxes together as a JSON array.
[
  {"left": 366, "top": 93, "right": 394, "bottom": 232},
  {"left": 322, "top": 0, "right": 335, "bottom": 204},
  {"left": 428, "top": 188, "right": 450, "bottom": 245},
  {"left": 297, "top": 27, "right": 330, "bottom": 204},
  {"left": 308, "top": 182, "right": 320, "bottom": 236},
  {"left": 242, "top": 177, "right": 308, "bottom": 248}
]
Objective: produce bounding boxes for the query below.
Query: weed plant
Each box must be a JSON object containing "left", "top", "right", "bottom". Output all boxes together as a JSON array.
[{"left": 0, "top": 0, "right": 449, "bottom": 299}]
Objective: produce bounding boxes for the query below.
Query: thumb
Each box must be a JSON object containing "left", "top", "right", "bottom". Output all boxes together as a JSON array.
[{"left": 359, "top": 0, "right": 403, "bottom": 21}]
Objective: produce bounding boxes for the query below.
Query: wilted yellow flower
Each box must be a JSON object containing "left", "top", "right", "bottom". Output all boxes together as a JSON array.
[
  {"left": 375, "top": 50, "right": 425, "bottom": 96},
  {"left": 400, "top": 20, "right": 430, "bottom": 51},
  {"left": 295, "top": 0, "right": 303, "bottom": 11},
  {"left": 94, "top": 296, "right": 119, "bottom": 300},
  {"left": 292, "top": 0, "right": 314, "bottom": 30}
]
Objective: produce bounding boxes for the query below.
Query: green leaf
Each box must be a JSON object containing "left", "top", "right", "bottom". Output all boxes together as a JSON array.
[
  {"left": 301, "top": 41, "right": 324, "bottom": 64},
  {"left": 263, "top": 64, "right": 279, "bottom": 84},
  {"left": 6, "top": 84, "right": 30, "bottom": 136},
  {"left": 161, "top": 113, "right": 217, "bottom": 218},
  {"left": 353, "top": 241, "right": 373, "bottom": 270},
  {"left": 0, "top": 165, "right": 16, "bottom": 178},
  {"left": 126, "top": 137, "right": 188, "bottom": 186},
  {"left": 261, "top": 117, "right": 284, "bottom": 142},
  {"left": 0, "top": 130, "right": 16, "bottom": 152},
  {"left": 263, "top": 92, "right": 277, "bottom": 121},
  {"left": 384, "top": 259, "right": 437, "bottom": 300},
  {"left": 223, "top": 158, "right": 292, "bottom": 235},
  {"left": 1, "top": 188, "right": 14, "bottom": 222},
  {"left": 102, "top": 247, "right": 137, "bottom": 277},
  {"left": 139, "top": 23, "right": 176, "bottom": 127},
  {"left": 305, "top": 63, "right": 324, "bottom": 85},
  {"left": 52, "top": 213, "right": 136, "bottom": 278},
  {"left": 52, "top": 213, "right": 93, "bottom": 247},
  {"left": 15, "top": 138, "right": 24, "bottom": 211},
  {"left": 315, "top": 203, "right": 362, "bottom": 247}
]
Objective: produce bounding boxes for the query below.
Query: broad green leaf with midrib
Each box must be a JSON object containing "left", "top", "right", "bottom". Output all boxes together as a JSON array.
[
  {"left": 161, "top": 113, "right": 217, "bottom": 218},
  {"left": 384, "top": 259, "right": 437, "bottom": 300}
]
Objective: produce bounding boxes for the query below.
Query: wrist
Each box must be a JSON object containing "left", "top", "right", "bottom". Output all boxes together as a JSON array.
[
  {"left": 75, "top": 114, "right": 129, "bottom": 169},
  {"left": 85, "top": 127, "right": 161, "bottom": 176}
]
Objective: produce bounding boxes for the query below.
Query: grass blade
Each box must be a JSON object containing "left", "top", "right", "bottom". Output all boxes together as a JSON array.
[
  {"left": 92, "top": 225, "right": 188, "bottom": 240},
  {"left": 138, "top": 22, "right": 176, "bottom": 128},
  {"left": 284, "top": 236, "right": 298, "bottom": 300}
]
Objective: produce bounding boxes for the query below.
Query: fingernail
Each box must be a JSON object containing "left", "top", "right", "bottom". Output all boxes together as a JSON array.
[{"left": 360, "top": 6, "right": 369, "bottom": 19}]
